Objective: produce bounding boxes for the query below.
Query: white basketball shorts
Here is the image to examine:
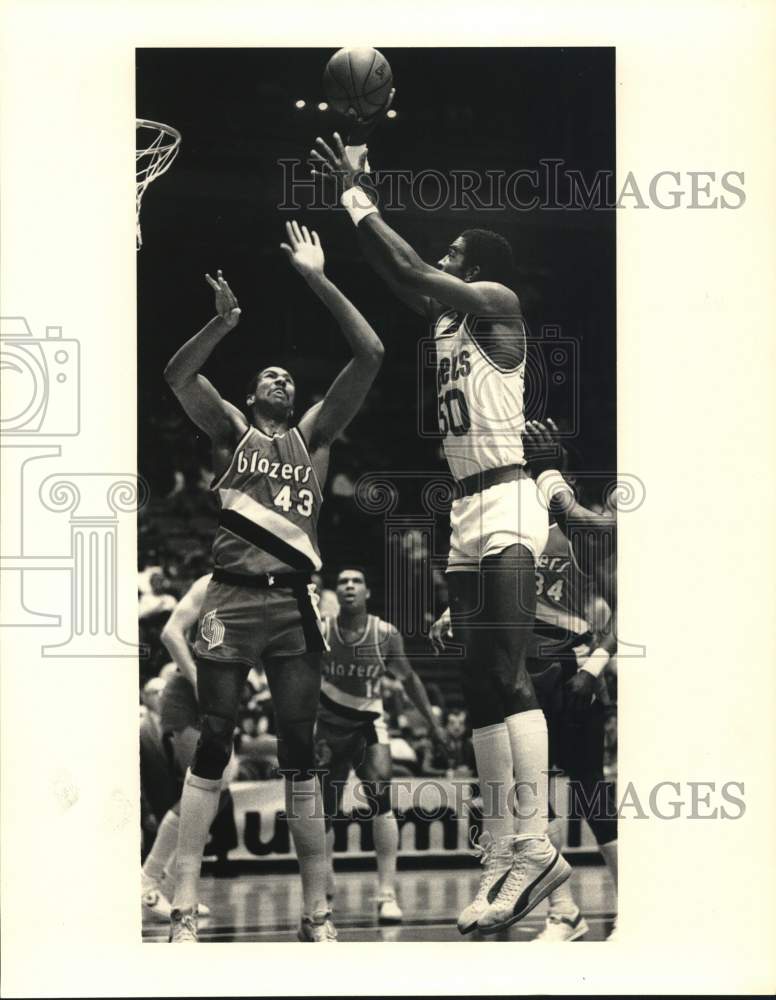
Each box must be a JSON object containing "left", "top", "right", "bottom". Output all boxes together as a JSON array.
[{"left": 447, "top": 476, "right": 550, "bottom": 573}]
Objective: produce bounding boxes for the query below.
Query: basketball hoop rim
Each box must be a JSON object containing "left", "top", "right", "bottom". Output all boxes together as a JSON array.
[{"left": 136, "top": 118, "right": 182, "bottom": 149}]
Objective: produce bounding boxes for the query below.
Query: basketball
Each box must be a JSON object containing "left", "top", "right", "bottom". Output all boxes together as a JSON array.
[{"left": 323, "top": 47, "right": 393, "bottom": 121}]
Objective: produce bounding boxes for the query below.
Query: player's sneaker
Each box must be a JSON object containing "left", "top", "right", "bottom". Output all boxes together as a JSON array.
[
  {"left": 141, "top": 878, "right": 172, "bottom": 921},
  {"left": 376, "top": 890, "right": 403, "bottom": 924},
  {"left": 168, "top": 907, "right": 198, "bottom": 943},
  {"left": 477, "top": 834, "right": 572, "bottom": 935},
  {"left": 143, "top": 874, "right": 210, "bottom": 920},
  {"left": 297, "top": 910, "right": 338, "bottom": 942},
  {"left": 159, "top": 871, "right": 211, "bottom": 917},
  {"left": 531, "top": 908, "right": 589, "bottom": 942},
  {"left": 606, "top": 918, "right": 619, "bottom": 941},
  {"left": 456, "top": 831, "right": 514, "bottom": 935}
]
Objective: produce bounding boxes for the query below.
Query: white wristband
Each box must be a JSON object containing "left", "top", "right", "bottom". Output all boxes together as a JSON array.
[
  {"left": 580, "top": 647, "right": 610, "bottom": 679},
  {"left": 535, "top": 469, "right": 574, "bottom": 511},
  {"left": 344, "top": 144, "right": 371, "bottom": 174},
  {"left": 340, "top": 185, "right": 378, "bottom": 226}
]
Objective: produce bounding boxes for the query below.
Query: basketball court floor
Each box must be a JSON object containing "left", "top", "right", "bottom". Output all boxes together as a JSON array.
[{"left": 142, "top": 863, "right": 616, "bottom": 943}]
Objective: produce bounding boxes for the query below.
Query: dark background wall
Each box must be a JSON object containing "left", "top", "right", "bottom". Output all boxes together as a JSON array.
[{"left": 136, "top": 47, "right": 615, "bottom": 623}]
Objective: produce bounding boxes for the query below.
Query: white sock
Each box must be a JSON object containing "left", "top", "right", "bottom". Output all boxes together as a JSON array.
[
  {"left": 504, "top": 709, "right": 549, "bottom": 836},
  {"left": 286, "top": 777, "right": 327, "bottom": 918},
  {"left": 471, "top": 723, "right": 516, "bottom": 841},
  {"left": 545, "top": 818, "right": 577, "bottom": 915},
  {"left": 163, "top": 850, "right": 177, "bottom": 888},
  {"left": 142, "top": 809, "right": 180, "bottom": 886},
  {"left": 325, "top": 826, "right": 335, "bottom": 898},
  {"left": 600, "top": 839, "right": 618, "bottom": 889},
  {"left": 173, "top": 769, "right": 221, "bottom": 912},
  {"left": 373, "top": 811, "right": 399, "bottom": 895}
]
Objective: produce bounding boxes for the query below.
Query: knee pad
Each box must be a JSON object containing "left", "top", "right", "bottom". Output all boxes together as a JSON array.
[
  {"left": 361, "top": 780, "right": 393, "bottom": 817},
  {"left": 276, "top": 718, "right": 316, "bottom": 781},
  {"left": 191, "top": 713, "right": 234, "bottom": 780}
]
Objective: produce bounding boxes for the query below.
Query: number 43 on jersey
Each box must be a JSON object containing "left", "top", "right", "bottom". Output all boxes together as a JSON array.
[{"left": 273, "top": 485, "right": 313, "bottom": 517}]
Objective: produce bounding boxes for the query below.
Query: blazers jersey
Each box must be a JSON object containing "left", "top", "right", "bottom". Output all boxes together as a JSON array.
[
  {"left": 320, "top": 615, "right": 401, "bottom": 720},
  {"left": 211, "top": 424, "right": 323, "bottom": 576}
]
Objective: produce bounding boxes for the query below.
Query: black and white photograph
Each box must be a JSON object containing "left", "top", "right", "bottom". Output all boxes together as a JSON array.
[
  {"left": 1, "top": 1, "right": 774, "bottom": 995},
  {"left": 136, "top": 46, "right": 617, "bottom": 944}
]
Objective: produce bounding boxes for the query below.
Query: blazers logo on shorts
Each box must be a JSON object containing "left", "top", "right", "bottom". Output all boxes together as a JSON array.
[{"left": 201, "top": 609, "right": 225, "bottom": 651}]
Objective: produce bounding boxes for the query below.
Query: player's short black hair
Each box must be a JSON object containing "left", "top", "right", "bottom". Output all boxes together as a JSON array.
[
  {"left": 459, "top": 228, "right": 516, "bottom": 288},
  {"left": 336, "top": 565, "right": 369, "bottom": 585}
]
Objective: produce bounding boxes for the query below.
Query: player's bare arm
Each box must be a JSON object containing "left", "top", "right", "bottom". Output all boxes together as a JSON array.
[
  {"left": 311, "top": 132, "right": 521, "bottom": 321},
  {"left": 159, "top": 573, "right": 211, "bottom": 692},
  {"left": 163, "top": 271, "right": 248, "bottom": 468},
  {"left": 281, "top": 220, "right": 384, "bottom": 477},
  {"left": 384, "top": 629, "right": 447, "bottom": 749},
  {"left": 524, "top": 417, "right": 617, "bottom": 597}
]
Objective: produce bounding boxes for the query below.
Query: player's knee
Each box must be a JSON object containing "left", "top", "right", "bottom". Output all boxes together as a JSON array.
[
  {"left": 461, "top": 668, "right": 504, "bottom": 728},
  {"left": 191, "top": 713, "right": 234, "bottom": 780},
  {"left": 361, "top": 780, "right": 392, "bottom": 817}
]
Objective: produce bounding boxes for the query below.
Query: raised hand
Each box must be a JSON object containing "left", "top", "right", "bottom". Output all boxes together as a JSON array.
[
  {"left": 523, "top": 418, "right": 568, "bottom": 477},
  {"left": 204, "top": 270, "right": 241, "bottom": 328},
  {"left": 280, "top": 220, "right": 325, "bottom": 279},
  {"left": 310, "top": 131, "right": 371, "bottom": 196}
]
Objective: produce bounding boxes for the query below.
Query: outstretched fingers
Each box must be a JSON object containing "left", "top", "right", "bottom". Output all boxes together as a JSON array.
[{"left": 314, "top": 135, "right": 337, "bottom": 163}]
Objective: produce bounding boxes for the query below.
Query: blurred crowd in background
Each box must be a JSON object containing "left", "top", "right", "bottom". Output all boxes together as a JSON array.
[{"left": 138, "top": 412, "right": 617, "bottom": 817}]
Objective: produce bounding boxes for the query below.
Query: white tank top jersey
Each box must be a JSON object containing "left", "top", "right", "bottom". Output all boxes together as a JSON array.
[{"left": 433, "top": 309, "right": 526, "bottom": 481}]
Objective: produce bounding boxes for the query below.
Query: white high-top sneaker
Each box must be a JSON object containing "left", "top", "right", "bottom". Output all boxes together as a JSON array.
[
  {"left": 457, "top": 831, "right": 514, "bottom": 935},
  {"left": 376, "top": 889, "right": 403, "bottom": 924},
  {"left": 141, "top": 876, "right": 173, "bottom": 921},
  {"left": 477, "top": 834, "right": 571, "bottom": 935},
  {"left": 144, "top": 872, "right": 211, "bottom": 919}
]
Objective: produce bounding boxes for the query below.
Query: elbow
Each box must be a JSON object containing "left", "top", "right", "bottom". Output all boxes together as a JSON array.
[
  {"left": 163, "top": 363, "right": 191, "bottom": 393},
  {"left": 370, "top": 340, "right": 385, "bottom": 365},
  {"left": 360, "top": 340, "right": 384, "bottom": 370}
]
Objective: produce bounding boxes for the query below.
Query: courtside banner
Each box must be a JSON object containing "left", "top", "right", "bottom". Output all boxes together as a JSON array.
[{"left": 225, "top": 776, "right": 600, "bottom": 860}]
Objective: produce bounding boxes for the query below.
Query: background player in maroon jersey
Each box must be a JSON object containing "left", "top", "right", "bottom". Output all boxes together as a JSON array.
[
  {"left": 316, "top": 567, "right": 447, "bottom": 924},
  {"left": 522, "top": 417, "right": 618, "bottom": 940},
  {"left": 163, "top": 221, "right": 384, "bottom": 942},
  {"left": 141, "top": 573, "right": 238, "bottom": 922}
]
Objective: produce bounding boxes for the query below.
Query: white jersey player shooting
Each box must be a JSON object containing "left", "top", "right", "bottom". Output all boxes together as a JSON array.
[{"left": 311, "top": 131, "right": 568, "bottom": 936}]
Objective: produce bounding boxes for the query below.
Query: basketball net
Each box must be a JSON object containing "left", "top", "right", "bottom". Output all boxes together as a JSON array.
[{"left": 135, "top": 119, "right": 181, "bottom": 250}]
